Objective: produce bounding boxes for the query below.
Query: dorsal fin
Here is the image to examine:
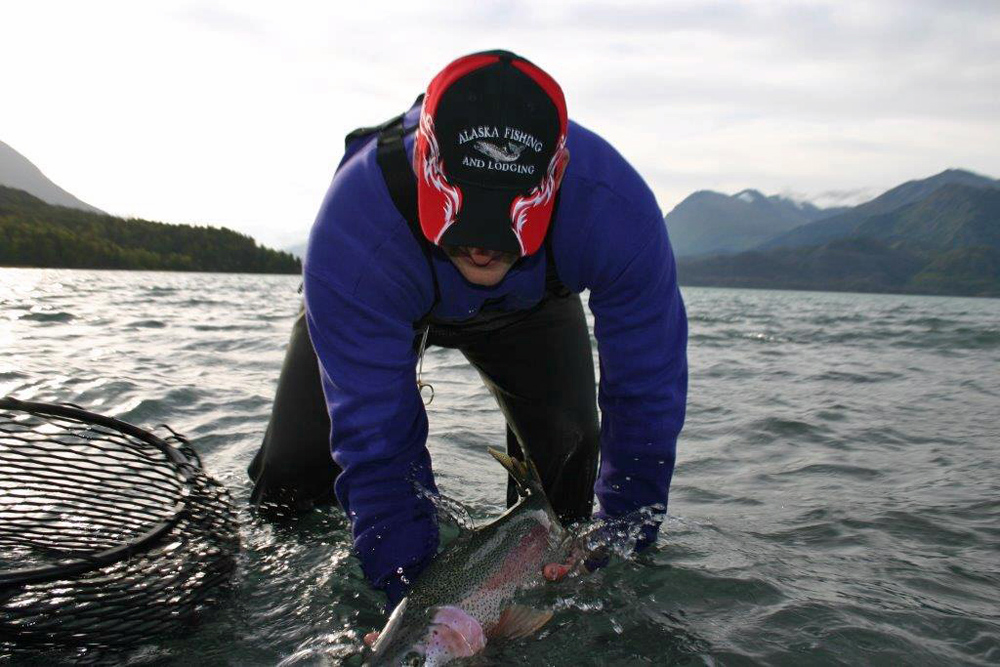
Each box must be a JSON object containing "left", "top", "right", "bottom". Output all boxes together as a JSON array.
[{"left": 487, "top": 447, "right": 544, "bottom": 498}]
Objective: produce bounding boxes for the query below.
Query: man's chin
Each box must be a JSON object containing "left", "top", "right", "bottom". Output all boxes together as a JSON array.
[{"left": 452, "top": 257, "right": 514, "bottom": 286}]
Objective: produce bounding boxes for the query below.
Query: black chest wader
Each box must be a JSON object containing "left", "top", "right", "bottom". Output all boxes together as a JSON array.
[{"left": 248, "top": 98, "right": 600, "bottom": 525}]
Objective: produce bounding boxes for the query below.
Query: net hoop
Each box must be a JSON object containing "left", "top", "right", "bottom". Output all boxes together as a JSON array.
[
  {"left": 0, "top": 397, "right": 197, "bottom": 589},
  {"left": 0, "top": 396, "right": 207, "bottom": 590},
  {"left": 0, "top": 395, "right": 239, "bottom": 657}
]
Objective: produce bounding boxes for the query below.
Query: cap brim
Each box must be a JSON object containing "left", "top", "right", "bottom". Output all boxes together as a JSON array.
[{"left": 436, "top": 182, "right": 528, "bottom": 255}]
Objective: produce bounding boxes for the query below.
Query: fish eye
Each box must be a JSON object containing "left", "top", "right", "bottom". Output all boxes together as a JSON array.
[{"left": 402, "top": 651, "right": 424, "bottom": 666}]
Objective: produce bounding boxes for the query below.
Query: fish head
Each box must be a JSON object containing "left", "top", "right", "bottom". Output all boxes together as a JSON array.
[{"left": 367, "top": 602, "right": 486, "bottom": 666}]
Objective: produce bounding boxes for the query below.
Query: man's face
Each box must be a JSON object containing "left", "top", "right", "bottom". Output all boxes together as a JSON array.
[{"left": 443, "top": 245, "right": 519, "bottom": 286}]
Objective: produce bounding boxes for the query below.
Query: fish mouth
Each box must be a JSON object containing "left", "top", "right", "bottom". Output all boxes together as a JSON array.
[
  {"left": 367, "top": 603, "right": 486, "bottom": 666},
  {"left": 425, "top": 605, "right": 486, "bottom": 659}
]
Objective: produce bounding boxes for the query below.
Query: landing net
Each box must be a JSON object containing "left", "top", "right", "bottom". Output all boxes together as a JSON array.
[{"left": 0, "top": 397, "right": 239, "bottom": 654}]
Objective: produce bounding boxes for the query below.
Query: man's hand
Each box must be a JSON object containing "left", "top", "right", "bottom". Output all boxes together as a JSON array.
[
  {"left": 544, "top": 522, "right": 618, "bottom": 582},
  {"left": 542, "top": 554, "right": 584, "bottom": 582},
  {"left": 543, "top": 560, "right": 573, "bottom": 582},
  {"left": 363, "top": 631, "right": 379, "bottom": 647}
]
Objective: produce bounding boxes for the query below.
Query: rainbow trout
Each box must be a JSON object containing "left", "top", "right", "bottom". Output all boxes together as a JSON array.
[{"left": 365, "top": 448, "right": 568, "bottom": 666}]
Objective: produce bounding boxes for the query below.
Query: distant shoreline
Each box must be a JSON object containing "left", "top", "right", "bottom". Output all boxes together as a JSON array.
[
  {"left": 0, "top": 265, "right": 302, "bottom": 278},
  {"left": 677, "top": 279, "right": 1000, "bottom": 300}
]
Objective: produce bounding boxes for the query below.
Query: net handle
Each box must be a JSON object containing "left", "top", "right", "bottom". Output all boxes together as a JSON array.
[{"left": 0, "top": 396, "right": 193, "bottom": 589}]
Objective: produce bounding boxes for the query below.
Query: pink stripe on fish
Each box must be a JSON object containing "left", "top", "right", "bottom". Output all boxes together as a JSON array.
[{"left": 482, "top": 523, "right": 550, "bottom": 593}]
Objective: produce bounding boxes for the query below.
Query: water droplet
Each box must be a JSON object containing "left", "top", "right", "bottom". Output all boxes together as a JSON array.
[{"left": 625, "top": 476, "right": 631, "bottom": 482}]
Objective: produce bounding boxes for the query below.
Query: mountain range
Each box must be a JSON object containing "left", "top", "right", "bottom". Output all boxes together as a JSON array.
[
  {"left": 759, "top": 169, "right": 999, "bottom": 251},
  {"left": 675, "top": 169, "right": 1000, "bottom": 297},
  {"left": 665, "top": 189, "right": 847, "bottom": 257}
]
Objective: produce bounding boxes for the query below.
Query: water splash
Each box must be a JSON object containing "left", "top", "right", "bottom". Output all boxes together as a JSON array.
[{"left": 414, "top": 484, "right": 477, "bottom": 532}]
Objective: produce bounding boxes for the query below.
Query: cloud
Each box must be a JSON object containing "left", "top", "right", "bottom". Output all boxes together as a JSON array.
[
  {"left": 780, "top": 188, "right": 879, "bottom": 209},
  {"left": 1, "top": 0, "right": 997, "bottom": 245},
  {"left": 172, "top": 2, "right": 269, "bottom": 37},
  {"left": 559, "top": 1, "right": 1000, "bottom": 120}
]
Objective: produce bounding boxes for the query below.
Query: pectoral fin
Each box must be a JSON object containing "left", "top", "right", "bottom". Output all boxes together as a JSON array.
[{"left": 488, "top": 605, "right": 553, "bottom": 640}]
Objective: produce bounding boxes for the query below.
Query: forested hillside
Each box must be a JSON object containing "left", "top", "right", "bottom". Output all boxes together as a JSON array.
[{"left": 0, "top": 186, "right": 300, "bottom": 274}]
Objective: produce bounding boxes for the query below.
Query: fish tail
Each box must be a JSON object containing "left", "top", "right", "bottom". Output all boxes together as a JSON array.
[{"left": 487, "top": 447, "right": 545, "bottom": 499}]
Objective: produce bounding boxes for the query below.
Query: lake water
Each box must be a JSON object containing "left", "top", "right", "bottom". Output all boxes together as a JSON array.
[{"left": 1, "top": 268, "right": 998, "bottom": 666}]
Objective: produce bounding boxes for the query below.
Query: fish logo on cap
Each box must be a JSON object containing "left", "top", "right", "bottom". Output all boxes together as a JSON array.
[{"left": 474, "top": 140, "right": 528, "bottom": 163}]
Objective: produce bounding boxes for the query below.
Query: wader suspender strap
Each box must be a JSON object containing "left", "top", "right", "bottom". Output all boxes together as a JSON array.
[
  {"left": 369, "top": 102, "right": 438, "bottom": 402},
  {"left": 371, "top": 95, "right": 442, "bottom": 311}
]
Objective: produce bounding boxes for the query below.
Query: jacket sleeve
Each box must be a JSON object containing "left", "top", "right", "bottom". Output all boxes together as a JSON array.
[
  {"left": 303, "top": 267, "right": 438, "bottom": 605},
  {"left": 585, "top": 206, "right": 689, "bottom": 551}
]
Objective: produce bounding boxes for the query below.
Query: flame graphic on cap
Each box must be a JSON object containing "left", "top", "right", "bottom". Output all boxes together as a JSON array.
[
  {"left": 418, "top": 111, "right": 462, "bottom": 243},
  {"left": 509, "top": 134, "right": 567, "bottom": 255}
]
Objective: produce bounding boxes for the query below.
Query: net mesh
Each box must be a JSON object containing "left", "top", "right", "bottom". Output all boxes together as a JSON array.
[{"left": 0, "top": 397, "right": 239, "bottom": 656}]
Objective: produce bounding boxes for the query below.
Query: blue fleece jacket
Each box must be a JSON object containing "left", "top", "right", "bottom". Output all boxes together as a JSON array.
[{"left": 303, "top": 100, "right": 687, "bottom": 605}]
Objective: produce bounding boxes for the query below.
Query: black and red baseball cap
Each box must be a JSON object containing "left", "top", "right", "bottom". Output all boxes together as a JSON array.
[{"left": 414, "top": 50, "right": 569, "bottom": 257}]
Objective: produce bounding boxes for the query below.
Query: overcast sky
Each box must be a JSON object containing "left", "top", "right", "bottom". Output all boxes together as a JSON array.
[{"left": 2, "top": 0, "right": 998, "bottom": 247}]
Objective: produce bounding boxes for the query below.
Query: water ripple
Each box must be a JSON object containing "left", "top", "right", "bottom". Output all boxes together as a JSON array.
[{"left": 1, "top": 271, "right": 998, "bottom": 665}]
